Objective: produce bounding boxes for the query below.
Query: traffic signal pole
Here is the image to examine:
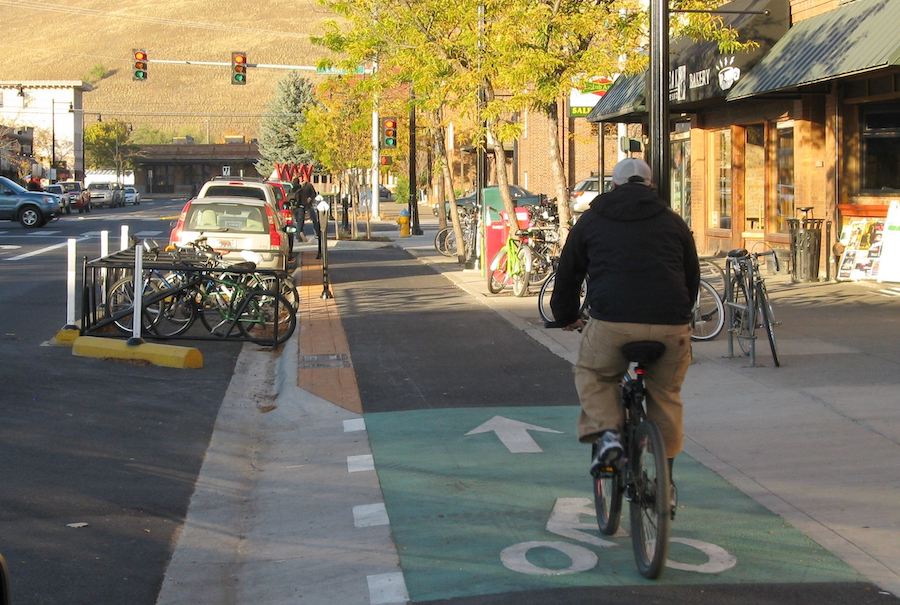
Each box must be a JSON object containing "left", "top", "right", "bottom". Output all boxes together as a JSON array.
[{"left": 408, "top": 87, "right": 423, "bottom": 235}]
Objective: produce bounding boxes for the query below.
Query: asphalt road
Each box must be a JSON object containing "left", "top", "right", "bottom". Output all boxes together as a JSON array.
[{"left": 0, "top": 198, "right": 243, "bottom": 604}]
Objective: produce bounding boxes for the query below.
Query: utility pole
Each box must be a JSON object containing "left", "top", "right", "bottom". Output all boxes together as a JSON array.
[
  {"left": 649, "top": 0, "right": 671, "bottom": 205},
  {"left": 408, "top": 86, "right": 423, "bottom": 235}
]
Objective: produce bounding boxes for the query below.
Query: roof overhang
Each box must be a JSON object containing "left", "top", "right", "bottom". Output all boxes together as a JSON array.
[{"left": 728, "top": 0, "right": 900, "bottom": 100}]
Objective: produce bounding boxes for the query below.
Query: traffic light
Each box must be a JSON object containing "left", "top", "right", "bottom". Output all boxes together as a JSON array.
[
  {"left": 381, "top": 117, "right": 397, "bottom": 148},
  {"left": 231, "top": 51, "right": 247, "bottom": 85},
  {"left": 132, "top": 49, "right": 148, "bottom": 81}
]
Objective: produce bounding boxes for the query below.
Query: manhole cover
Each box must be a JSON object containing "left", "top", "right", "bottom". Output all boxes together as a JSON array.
[{"left": 299, "top": 353, "right": 352, "bottom": 368}]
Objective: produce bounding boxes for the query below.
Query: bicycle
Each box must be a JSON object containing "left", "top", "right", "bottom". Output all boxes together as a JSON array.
[
  {"left": 435, "top": 206, "right": 477, "bottom": 259},
  {"left": 544, "top": 321, "right": 673, "bottom": 579},
  {"left": 725, "top": 247, "right": 780, "bottom": 366},
  {"left": 486, "top": 233, "right": 530, "bottom": 296}
]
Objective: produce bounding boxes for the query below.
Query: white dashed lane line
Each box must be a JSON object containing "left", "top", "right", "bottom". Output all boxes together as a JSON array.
[
  {"left": 353, "top": 503, "right": 389, "bottom": 528},
  {"left": 347, "top": 454, "right": 375, "bottom": 473},
  {"left": 367, "top": 572, "right": 409, "bottom": 605},
  {"left": 343, "top": 418, "right": 366, "bottom": 432}
]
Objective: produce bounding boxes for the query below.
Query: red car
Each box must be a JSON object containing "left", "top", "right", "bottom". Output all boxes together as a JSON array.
[{"left": 266, "top": 180, "right": 296, "bottom": 250}]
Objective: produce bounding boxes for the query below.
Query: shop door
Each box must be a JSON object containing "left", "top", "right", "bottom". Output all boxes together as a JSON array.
[
  {"left": 670, "top": 137, "right": 691, "bottom": 228},
  {"left": 743, "top": 125, "right": 766, "bottom": 246}
]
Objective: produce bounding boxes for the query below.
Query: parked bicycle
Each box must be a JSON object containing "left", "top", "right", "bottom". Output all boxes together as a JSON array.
[
  {"left": 104, "top": 238, "right": 298, "bottom": 345},
  {"left": 545, "top": 320, "right": 673, "bottom": 579},
  {"left": 725, "top": 247, "right": 780, "bottom": 366},
  {"left": 435, "top": 206, "right": 477, "bottom": 260}
]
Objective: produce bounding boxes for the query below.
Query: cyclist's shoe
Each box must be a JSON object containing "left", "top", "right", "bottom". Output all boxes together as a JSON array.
[{"left": 590, "top": 431, "right": 623, "bottom": 478}]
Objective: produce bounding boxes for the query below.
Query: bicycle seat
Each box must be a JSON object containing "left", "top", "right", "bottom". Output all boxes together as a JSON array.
[
  {"left": 621, "top": 341, "right": 666, "bottom": 364},
  {"left": 228, "top": 261, "right": 257, "bottom": 272},
  {"left": 727, "top": 248, "right": 749, "bottom": 258}
]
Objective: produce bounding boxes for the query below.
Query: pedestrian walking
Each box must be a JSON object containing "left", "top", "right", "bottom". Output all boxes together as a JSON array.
[{"left": 299, "top": 176, "right": 322, "bottom": 258}]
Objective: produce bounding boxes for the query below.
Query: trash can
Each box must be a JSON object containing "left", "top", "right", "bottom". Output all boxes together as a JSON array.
[{"left": 788, "top": 217, "right": 824, "bottom": 282}]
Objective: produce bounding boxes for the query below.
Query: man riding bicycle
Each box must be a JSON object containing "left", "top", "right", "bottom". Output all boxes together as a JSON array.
[{"left": 550, "top": 158, "right": 699, "bottom": 499}]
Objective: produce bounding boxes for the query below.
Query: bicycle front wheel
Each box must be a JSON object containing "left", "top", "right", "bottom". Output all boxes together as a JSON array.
[
  {"left": 691, "top": 280, "right": 724, "bottom": 341},
  {"left": 628, "top": 420, "right": 671, "bottom": 579},
  {"left": 593, "top": 469, "right": 623, "bottom": 536},
  {"left": 435, "top": 227, "right": 455, "bottom": 257},
  {"left": 730, "top": 276, "right": 754, "bottom": 355},
  {"left": 512, "top": 246, "right": 532, "bottom": 297},
  {"left": 537, "top": 272, "right": 556, "bottom": 323}
]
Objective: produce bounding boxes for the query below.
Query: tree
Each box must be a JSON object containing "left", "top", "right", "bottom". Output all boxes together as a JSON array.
[
  {"left": 256, "top": 72, "right": 317, "bottom": 178},
  {"left": 297, "top": 77, "right": 375, "bottom": 239},
  {"left": 84, "top": 120, "right": 135, "bottom": 182}
]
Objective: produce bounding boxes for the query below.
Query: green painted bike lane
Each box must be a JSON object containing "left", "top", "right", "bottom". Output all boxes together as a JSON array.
[{"left": 365, "top": 405, "right": 862, "bottom": 603}]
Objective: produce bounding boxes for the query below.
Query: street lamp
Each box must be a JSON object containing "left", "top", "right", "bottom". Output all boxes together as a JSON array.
[{"left": 49, "top": 99, "right": 74, "bottom": 183}]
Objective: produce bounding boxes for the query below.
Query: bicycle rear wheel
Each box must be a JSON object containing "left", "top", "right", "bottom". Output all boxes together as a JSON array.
[
  {"left": 487, "top": 248, "right": 512, "bottom": 294},
  {"left": 730, "top": 276, "right": 754, "bottom": 355},
  {"left": 628, "top": 420, "right": 671, "bottom": 579},
  {"left": 757, "top": 285, "right": 780, "bottom": 367},
  {"left": 238, "top": 291, "right": 297, "bottom": 346},
  {"left": 691, "top": 280, "right": 724, "bottom": 341}
]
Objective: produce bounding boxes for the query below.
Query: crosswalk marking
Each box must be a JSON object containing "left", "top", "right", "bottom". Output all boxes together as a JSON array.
[{"left": 877, "top": 287, "right": 900, "bottom": 298}]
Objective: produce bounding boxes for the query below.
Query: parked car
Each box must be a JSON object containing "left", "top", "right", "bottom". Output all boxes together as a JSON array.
[
  {"left": 57, "top": 181, "right": 89, "bottom": 213},
  {"left": 570, "top": 176, "right": 613, "bottom": 213},
  {"left": 124, "top": 186, "right": 141, "bottom": 205},
  {"left": 168, "top": 196, "right": 294, "bottom": 270},
  {"left": 0, "top": 176, "right": 61, "bottom": 227},
  {"left": 360, "top": 185, "right": 394, "bottom": 205},
  {"left": 45, "top": 184, "right": 72, "bottom": 214},
  {"left": 88, "top": 182, "right": 125, "bottom": 208},
  {"left": 433, "top": 185, "right": 543, "bottom": 218},
  {"left": 197, "top": 177, "right": 278, "bottom": 212}
]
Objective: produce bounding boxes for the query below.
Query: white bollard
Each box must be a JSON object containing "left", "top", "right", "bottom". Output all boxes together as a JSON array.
[
  {"left": 65, "top": 238, "right": 77, "bottom": 329},
  {"left": 128, "top": 243, "right": 144, "bottom": 346},
  {"left": 120, "top": 225, "right": 129, "bottom": 251}
]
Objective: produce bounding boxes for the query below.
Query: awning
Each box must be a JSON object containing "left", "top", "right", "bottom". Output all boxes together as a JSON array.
[
  {"left": 588, "top": 0, "right": 788, "bottom": 122},
  {"left": 728, "top": 0, "right": 900, "bottom": 100},
  {"left": 584, "top": 73, "right": 645, "bottom": 123}
]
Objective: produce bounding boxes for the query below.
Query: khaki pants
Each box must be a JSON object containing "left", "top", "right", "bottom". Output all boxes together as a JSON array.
[{"left": 574, "top": 320, "right": 692, "bottom": 458}]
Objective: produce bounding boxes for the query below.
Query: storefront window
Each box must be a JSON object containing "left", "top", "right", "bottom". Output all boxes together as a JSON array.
[
  {"left": 709, "top": 129, "right": 731, "bottom": 230},
  {"left": 775, "top": 124, "right": 794, "bottom": 233},
  {"left": 861, "top": 103, "right": 900, "bottom": 193},
  {"left": 670, "top": 136, "right": 691, "bottom": 227},
  {"left": 745, "top": 125, "right": 765, "bottom": 231}
]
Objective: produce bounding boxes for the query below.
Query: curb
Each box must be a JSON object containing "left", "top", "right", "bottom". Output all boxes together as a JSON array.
[
  {"left": 53, "top": 328, "right": 80, "bottom": 347},
  {"left": 72, "top": 336, "right": 203, "bottom": 369}
]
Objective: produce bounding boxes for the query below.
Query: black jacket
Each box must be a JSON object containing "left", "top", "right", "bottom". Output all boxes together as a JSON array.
[
  {"left": 550, "top": 183, "right": 699, "bottom": 325},
  {"left": 299, "top": 181, "right": 317, "bottom": 207}
]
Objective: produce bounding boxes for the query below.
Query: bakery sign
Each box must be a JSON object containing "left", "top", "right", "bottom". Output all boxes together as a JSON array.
[
  {"left": 569, "top": 76, "right": 614, "bottom": 118},
  {"left": 670, "top": 56, "right": 744, "bottom": 103}
]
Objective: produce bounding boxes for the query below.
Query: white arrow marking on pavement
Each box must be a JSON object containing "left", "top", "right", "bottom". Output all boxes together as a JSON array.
[
  {"left": 0, "top": 245, "right": 21, "bottom": 250},
  {"left": 465, "top": 416, "right": 562, "bottom": 453}
]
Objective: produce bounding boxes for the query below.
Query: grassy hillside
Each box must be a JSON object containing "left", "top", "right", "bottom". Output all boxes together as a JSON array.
[{"left": 0, "top": 0, "right": 337, "bottom": 141}]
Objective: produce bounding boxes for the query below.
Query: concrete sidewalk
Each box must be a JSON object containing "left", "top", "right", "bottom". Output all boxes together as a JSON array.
[{"left": 391, "top": 228, "right": 900, "bottom": 597}]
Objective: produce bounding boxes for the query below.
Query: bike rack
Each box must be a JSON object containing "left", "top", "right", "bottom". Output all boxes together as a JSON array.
[{"left": 79, "top": 248, "right": 293, "bottom": 346}]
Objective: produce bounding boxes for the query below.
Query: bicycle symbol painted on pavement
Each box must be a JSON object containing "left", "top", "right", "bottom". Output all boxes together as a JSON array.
[{"left": 500, "top": 497, "right": 737, "bottom": 576}]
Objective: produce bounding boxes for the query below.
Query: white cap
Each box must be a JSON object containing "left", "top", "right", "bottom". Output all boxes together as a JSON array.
[{"left": 612, "top": 158, "right": 652, "bottom": 186}]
